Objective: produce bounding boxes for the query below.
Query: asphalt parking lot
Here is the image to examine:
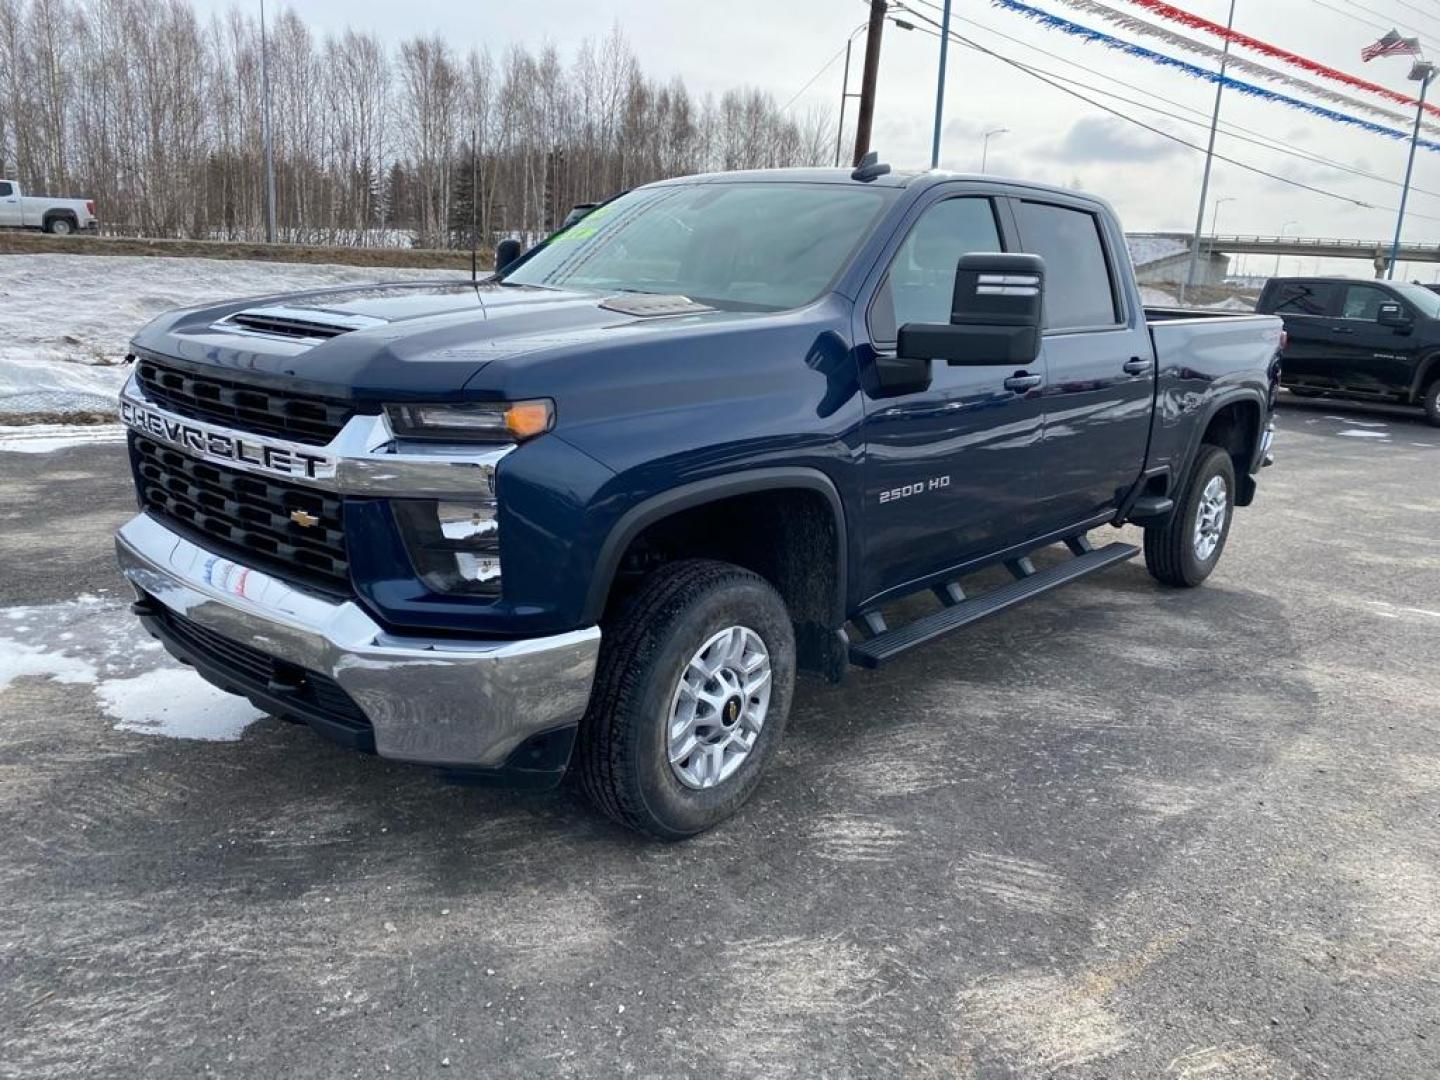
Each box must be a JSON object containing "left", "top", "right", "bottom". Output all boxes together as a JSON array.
[{"left": 2, "top": 396, "right": 1437, "bottom": 1079}]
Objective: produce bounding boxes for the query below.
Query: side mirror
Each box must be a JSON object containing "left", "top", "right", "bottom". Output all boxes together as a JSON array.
[
  {"left": 494, "top": 237, "right": 523, "bottom": 274},
  {"left": 1377, "top": 301, "right": 1410, "bottom": 328},
  {"left": 898, "top": 252, "right": 1044, "bottom": 367}
]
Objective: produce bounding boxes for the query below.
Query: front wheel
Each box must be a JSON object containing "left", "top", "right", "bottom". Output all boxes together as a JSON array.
[
  {"left": 1422, "top": 380, "right": 1440, "bottom": 427},
  {"left": 1143, "top": 444, "right": 1236, "bottom": 588},
  {"left": 576, "top": 559, "right": 796, "bottom": 839}
]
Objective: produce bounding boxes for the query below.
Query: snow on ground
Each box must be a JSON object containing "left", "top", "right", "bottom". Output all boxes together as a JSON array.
[
  {"left": 1, "top": 595, "right": 263, "bottom": 741},
  {"left": 1140, "top": 286, "right": 1176, "bottom": 305},
  {"left": 0, "top": 253, "right": 463, "bottom": 416},
  {"left": 0, "top": 422, "right": 126, "bottom": 453}
]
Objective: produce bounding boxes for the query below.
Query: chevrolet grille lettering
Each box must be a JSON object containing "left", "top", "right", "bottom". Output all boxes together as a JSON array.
[{"left": 120, "top": 398, "right": 332, "bottom": 482}]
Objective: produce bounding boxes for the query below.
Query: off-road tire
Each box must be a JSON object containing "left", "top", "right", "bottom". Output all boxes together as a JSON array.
[
  {"left": 1422, "top": 379, "right": 1440, "bottom": 427},
  {"left": 45, "top": 216, "right": 75, "bottom": 236},
  {"left": 576, "top": 558, "right": 795, "bottom": 840},
  {"left": 1143, "top": 444, "right": 1236, "bottom": 588}
]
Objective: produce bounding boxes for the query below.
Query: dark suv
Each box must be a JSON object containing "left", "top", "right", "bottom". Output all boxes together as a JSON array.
[{"left": 1257, "top": 276, "right": 1440, "bottom": 425}]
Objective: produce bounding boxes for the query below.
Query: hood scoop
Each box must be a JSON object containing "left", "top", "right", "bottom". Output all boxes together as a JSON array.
[
  {"left": 599, "top": 293, "right": 714, "bottom": 318},
  {"left": 217, "top": 305, "right": 389, "bottom": 344}
]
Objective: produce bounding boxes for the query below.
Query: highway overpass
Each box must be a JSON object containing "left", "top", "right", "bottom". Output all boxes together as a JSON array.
[{"left": 1129, "top": 232, "right": 1440, "bottom": 276}]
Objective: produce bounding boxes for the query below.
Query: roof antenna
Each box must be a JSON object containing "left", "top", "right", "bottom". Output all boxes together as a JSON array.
[{"left": 851, "top": 150, "right": 891, "bottom": 182}]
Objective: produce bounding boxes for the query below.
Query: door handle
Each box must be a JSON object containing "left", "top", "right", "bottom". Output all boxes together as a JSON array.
[
  {"left": 1122, "top": 357, "right": 1153, "bottom": 375},
  {"left": 1003, "top": 372, "right": 1043, "bottom": 392},
  {"left": 1332, "top": 326, "right": 1355, "bottom": 334}
]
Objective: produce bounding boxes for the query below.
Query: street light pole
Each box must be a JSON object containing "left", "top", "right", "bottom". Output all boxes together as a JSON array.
[
  {"left": 1210, "top": 195, "right": 1235, "bottom": 239},
  {"left": 930, "top": 0, "right": 953, "bottom": 169},
  {"left": 981, "top": 128, "right": 1008, "bottom": 172},
  {"left": 834, "top": 23, "right": 867, "bottom": 168},
  {"left": 1183, "top": 0, "right": 1237, "bottom": 302},
  {"left": 1387, "top": 60, "right": 1435, "bottom": 280}
]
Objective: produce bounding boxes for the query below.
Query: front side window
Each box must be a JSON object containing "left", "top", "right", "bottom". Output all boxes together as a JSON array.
[
  {"left": 502, "top": 183, "right": 896, "bottom": 312},
  {"left": 0, "top": 182, "right": 12, "bottom": 197},
  {"left": 1341, "top": 284, "right": 1394, "bottom": 320},
  {"left": 1015, "top": 201, "right": 1120, "bottom": 330},
  {"left": 869, "top": 197, "right": 1002, "bottom": 342}
]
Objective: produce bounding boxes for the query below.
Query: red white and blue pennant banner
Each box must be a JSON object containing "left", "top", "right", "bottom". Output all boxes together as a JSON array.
[
  {"left": 1051, "top": 0, "right": 1440, "bottom": 134},
  {"left": 990, "top": 0, "right": 1440, "bottom": 151},
  {"left": 1119, "top": 0, "right": 1440, "bottom": 119}
]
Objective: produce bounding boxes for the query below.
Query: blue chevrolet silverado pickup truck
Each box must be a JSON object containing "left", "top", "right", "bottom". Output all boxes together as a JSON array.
[{"left": 115, "top": 161, "right": 1281, "bottom": 838}]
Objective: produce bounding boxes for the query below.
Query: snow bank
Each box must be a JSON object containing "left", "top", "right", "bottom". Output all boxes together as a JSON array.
[
  {"left": 0, "top": 422, "right": 126, "bottom": 453},
  {"left": 1, "top": 595, "right": 263, "bottom": 741},
  {"left": 1126, "top": 236, "right": 1189, "bottom": 267},
  {"left": 0, "top": 253, "right": 463, "bottom": 416}
]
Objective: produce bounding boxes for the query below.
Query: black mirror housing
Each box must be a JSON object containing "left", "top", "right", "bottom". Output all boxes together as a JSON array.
[
  {"left": 899, "top": 252, "right": 1045, "bottom": 367},
  {"left": 1377, "top": 301, "right": 1409, "bottom": 327},
  {"left": 494, "top": 237, "right": 524, "bottom": 273}
]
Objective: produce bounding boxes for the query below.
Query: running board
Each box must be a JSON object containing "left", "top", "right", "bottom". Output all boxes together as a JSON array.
[{"left": 848, "top": 542, "right": 1139, "bottom": 669}]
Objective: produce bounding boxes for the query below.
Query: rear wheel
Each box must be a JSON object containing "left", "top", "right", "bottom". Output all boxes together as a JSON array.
[
  {"left": 576, "top": 559, "right": 795, "bottom": 839},
  {"left": 45, "top": 216, "right": 75, "bottom": 236},
  {"left": 1422, "top": 379, "right": 1440, "bottom": 427},
  {"left": 1143, "top": 444, "right": 1236, "bottom": 588}
]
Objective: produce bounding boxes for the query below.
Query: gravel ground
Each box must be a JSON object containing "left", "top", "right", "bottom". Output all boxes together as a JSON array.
[{"left": 1, "top": 395, "right": 1438, "bottom": 1079}]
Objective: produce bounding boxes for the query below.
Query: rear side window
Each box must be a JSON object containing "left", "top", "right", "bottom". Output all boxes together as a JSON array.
[
  {"left": 1261, "top": 281, "right": 1335, "bottom": 316},
  {"left": 1015, "top": 201, "right": 1119, "bottom": 330}
]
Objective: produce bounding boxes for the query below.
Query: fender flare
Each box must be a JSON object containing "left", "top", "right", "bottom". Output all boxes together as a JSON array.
[
  {"left": 1178, "top": 387, "right": 1269, "bottom": 483},
  {"left": 1408, "top": 351, "right": 1440, "bottom": 404},
  {"left": 582, "top": 466, "right": 849, "bottom": 627}
]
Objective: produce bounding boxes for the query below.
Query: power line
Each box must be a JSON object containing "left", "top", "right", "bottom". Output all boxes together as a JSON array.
[
  {"left": 1339, "top": 0, "right": 1435, "bottom": 39},
  {"left": 900, "top": 0, "right": 1440, "bottom": 199},
  {"left": 896, "top": 7, "right": 1440, "bottom": 222},
  {"left": 780, "top": 41, "right": 850, "bottom": 112}
]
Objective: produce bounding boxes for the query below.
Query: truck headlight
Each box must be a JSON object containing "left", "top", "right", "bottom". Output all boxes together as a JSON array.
[
  {"left": 385, "top": 400, "right": 553, "bottom": 443},
  {"left": 393, "top": 500, "right": 502, "bottom": 597}
]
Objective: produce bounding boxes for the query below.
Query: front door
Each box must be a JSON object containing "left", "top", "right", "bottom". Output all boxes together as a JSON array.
[
  {"left": 1326, "top": 282, "right": 1420, "bottom": 395},
  {"left": 1012, "top": 197, "right": 1155, "bottom": 528},
  {"left": 857, "top": 190, "right": 1047, "bottom": 603}
]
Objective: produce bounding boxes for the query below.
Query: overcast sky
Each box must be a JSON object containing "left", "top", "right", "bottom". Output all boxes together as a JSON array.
[{"left": 212, "top": 0, "right": 1440, "bottom": 279}]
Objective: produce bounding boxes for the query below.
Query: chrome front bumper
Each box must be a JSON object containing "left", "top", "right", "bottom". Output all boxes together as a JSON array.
[{"left": 115, "top": 513, "right": 601, "bottom": 770}]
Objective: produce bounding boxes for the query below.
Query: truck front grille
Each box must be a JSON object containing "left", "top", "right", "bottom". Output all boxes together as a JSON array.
[
  {"left": 130, "top": 432, "right": 350, "bottom": 591},
  {"left": 136, "top": 357, "right": 353, "bottom": 446}
]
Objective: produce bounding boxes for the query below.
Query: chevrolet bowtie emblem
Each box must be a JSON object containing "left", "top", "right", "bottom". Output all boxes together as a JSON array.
[{"left": 290, "top": 509, "right": 320, "bottom": 528}]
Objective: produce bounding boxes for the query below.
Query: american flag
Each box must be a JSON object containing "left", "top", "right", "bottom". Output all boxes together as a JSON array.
[{"left": 1362, "top": 29, "right": 1422, "bottom": 62}]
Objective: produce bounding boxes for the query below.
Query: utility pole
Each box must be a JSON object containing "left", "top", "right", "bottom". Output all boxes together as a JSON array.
[
  {"left": 930, "top": 0, "right": 953, "bottom": 169},
  {"left": 260, "top": 0, "right": 277, "bottom": 244},
  {"left": 834, "top": 25, "right": 866, "bottom": 167},
  {"left": 852, "top": 0, "right": 887, "bottom": 168},
  {"left": 1388, "top": 60, "right": 1434, "bottom": 279},
  {"left": 1183, "top": 0, "right": 1236, "bottom": 302}
]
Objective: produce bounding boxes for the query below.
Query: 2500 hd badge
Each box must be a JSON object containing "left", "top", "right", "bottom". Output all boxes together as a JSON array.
[{"left": 120, "top": 397, "right": 332, "bottom": 480}]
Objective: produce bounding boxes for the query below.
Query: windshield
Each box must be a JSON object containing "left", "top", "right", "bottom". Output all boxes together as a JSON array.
[
  {"left": 501, "top": 182, "right": 896, "bottom": 311},
  {"left": 1391, "top": 282, "right": 1440, "bottom": 318}
]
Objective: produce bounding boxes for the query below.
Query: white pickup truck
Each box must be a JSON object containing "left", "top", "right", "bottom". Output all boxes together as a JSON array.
[{"left": 0, "top": 179, "right": 97, "bottom": 235}]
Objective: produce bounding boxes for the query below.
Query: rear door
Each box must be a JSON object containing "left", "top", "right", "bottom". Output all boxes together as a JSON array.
[
  {"left": 1261, "top": 280, "right": 1340, "bottom": 385},
  {"left": 857, "top": 187, "right": 1048, "bottom": 601},
  {"left": 1011, "top": 196, "right": 1154, "bottom": 529},
  {"left": 1327, "top": 282, "right": 1420, "bottom": 395},
  {"left": 0, "top": 182, "right": 20, "bottom": 227}
]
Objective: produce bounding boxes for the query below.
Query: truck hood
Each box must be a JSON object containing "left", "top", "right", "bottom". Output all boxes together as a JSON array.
[{"left": 130, "top": 279, "right": 762, "bottom": 402}]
